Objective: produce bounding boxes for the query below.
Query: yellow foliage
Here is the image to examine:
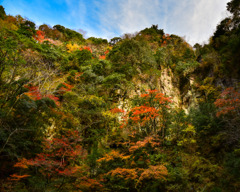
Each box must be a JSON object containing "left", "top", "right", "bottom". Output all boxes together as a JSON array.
[
  {"left": 66, "top": 43, "right": 81, "bottom": 52},
  {"left": 178, "top": 124, "right": 196, "bottom": 147},
  {"left": 0, "top": 19, "right": 18, "bottom": 30}
]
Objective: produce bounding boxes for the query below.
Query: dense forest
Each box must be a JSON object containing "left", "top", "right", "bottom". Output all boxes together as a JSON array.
[{"left": 0, "top": 0, "right": 240, "bottom": 191}]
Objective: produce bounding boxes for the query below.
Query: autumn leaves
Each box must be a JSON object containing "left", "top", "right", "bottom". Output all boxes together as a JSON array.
[{"left": 111, "top": 89, "right": 172, "bottom": 137}]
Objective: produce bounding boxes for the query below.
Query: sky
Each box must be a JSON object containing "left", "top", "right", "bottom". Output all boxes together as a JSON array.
[{"left": 1, "top": 0, "right": 230, "bottom": 45}]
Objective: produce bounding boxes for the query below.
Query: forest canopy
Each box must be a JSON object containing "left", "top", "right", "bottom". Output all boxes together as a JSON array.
[{"left": 0, "top": 1, "right": 240, "bottom": 191}]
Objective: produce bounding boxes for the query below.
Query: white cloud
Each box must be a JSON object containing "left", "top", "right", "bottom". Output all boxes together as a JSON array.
[
  {"left": 96, "top": 0, "right": 165, "bottom": 36},
  {"left": 165, "top": 0, "right": 229, "bottom": 45},
  {"left": 95, "top": 0, "right": 229, "bottom": 45}
]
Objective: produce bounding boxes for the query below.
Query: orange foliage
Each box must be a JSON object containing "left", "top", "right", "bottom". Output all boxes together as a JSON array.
[
  {"left": 129, "top": 136, "right": 160, "bottom": 152},
  {"left": 141, "top": 89, "right": 172, "bottom": 105},
  {"left": 58, "top": 82, "right": 74, "bottom": 94},
  {"left": 57, "top": 166, "right": 81, "bottom": 176},
  {"left": 14, "top": 158, "right": 29, "bottom": 169},
  {"left": 139, "top": 165, "right": 168, "bottom": 181},
  {"left": 106, "top": 165, "right": 168, "bottom": 183},
  {"left": 33, "top": 30, "right": 59, "bottom": 45},
  {"left": 76, "top": 176, "right": 104, "bottom": 191},
  {"left": 99, "top": 55, "right": 106, "bottom": 60},
  {"left": 104, "top": 50, "right": 109, "bottom": 55},
  {"left": 9, "top": 174, "right": 30, "bottom": 181},
  {"left": 107, "top": 168, "right": 138, "bottom": 180},
  {"left": 80, "top": 46, "right": 92, "bottom": 53},
  {"left": 33, "top": 30, "right": 45, "bottom": 42},
  {"left": 97, "top": 150, "right": 130, "bottom": 163},
  {"left": 99, "top": 49, "right": 109, "bottom": 60},
  {"left": 129, "top": 106, "right": 159, "bottom": 126},
  {"left": 121, "top": 89, "right": 171, "bottom": 129}
]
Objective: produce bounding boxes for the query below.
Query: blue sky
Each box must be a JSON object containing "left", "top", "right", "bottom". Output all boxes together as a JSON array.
[{"left": 1, "top": 0, "right": 230, "bottom": 45}]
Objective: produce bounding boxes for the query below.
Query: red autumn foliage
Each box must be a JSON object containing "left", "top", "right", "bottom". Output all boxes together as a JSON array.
[
  {"left": 99, "top": 50, "right": 110, "bottom": 60},
  {"left": 45, "top": 94, "right": 60, "bottom": 106},
  {"left": 58, "top": 82, "right": 74, "bottom": 94},
  {"left": 33, "top": 30, "right": 46, "bottom": 43},
  {"left": 80, "top": 46, "right": 92, "bottom": 53},
  {"left": 24, "top": 85, "right": 42, "bottom": 100},
  {"left": 110, "top": 107, "right": 125, "bottom": 114},
  {"left": 24, "top": 84, "right": 60, "bottom": 106},
  {"left": 128, "top": 106, "right": 159, "bottom": 126},
  {"left": 140, "top": 89, "right": 172, "bottom": 105},
  {"left": 120, "top": 89, "right": 171, "bottom": 130},
  {"left": 104, "top": 50, "right": 109, "bottom": 55},
  {"left": 214, "top": 87, "right": 240, "bottom": 117},
  {"left": 14, "top": 130, "right": 87, "bottom": 179}
]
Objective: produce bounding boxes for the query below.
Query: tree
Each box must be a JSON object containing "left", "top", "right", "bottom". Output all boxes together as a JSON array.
[
  {"left": 214, "top": 87, "right": 240, "bottom": 146},
  {"left": 87, "top": 37, "right": 108, "bottom": 45},
  {"left": 108, "top": 39, "right": 156, "bottom": 79},
  {"left": 110, "top": 37, "right": 121, "bottom": 45},
  {"left": 227, "top": 0, "right": 240, "bottom": 27},
  {"left": 0, "top": 5, "right": 6, "bottom": 20},
  {"left": 97, "top": 135, "right": 167, "bottom": 191},
  {"left": 39, "top": 24, "right": 52, "bottom": 38},
  {"left": 139, "top": 25, "right": 164, "bottom": 36},
  {"left": 18, "top": 20, "right": 36, "bottom": 38},
  {"left": 75, "top": 49, "right": 92, "bottom": 66},
  {"left": 11, "top": 130, "right": 88, "bottom": 191},
  {"left": 33, "top": 30, "right": 45, "bottom": 43},
  {"left": 122, "top": 89, "right": 172, "bottom": 138}
]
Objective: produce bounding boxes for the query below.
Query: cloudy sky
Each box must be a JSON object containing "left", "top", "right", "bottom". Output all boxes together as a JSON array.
[{"left": 1, "top": 0, "right": 230, "bottom": 45}]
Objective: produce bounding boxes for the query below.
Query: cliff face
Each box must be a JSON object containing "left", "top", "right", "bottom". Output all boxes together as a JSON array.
[
  {"left": 158, "top": 68, "right": 199, "bottom": 113},
  {"left": 117, "top": 67, "right": 200, "bottom": 113},
  {"left": 158, "top": 68, "right": 181, "bottom": 106}
]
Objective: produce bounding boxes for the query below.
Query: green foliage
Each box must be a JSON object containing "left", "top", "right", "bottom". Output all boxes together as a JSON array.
[
  {"left": 225, "top": 149, "right": 240, "bottom": 179},
  {"left": 75, "top": 49, "right": 92, "bottom": 65},
  {"left": 155, "top": 37, "right": 196, "bottom": 74},
  {"left": 18, "top": 20, "right": 36, "bottom": 38},
  {"left": 108, "top": 39, "right": 156, "bottom": 79},
  {"left": 168, "top": 109, "right": 196, "bottom": 149},
  {"left": 88, "top": 37, "right": 108, "bottom": 45},
  {"left": 175, "top": 60, "right": 199, "bottom": 75},
  {"left": 53, "top": 24, "right": 85, "bottom": 42},
  {"left": 0, "top": 5, "right": 6, "bottom": 19},
  {"left": 210, "top": 0, "right": 240, "bottom": 77},
  {"left": 103, "top": 73, "right": 126, "bottom": 88},
  {"left": 139, "top": 24, "right": 164, "bottom": 36},
  {"left": 1, "top": 3, "right": 240, "bottom": 191}
]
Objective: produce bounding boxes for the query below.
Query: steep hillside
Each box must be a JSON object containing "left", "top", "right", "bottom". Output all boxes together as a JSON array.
[{"left": 0, "top": 1, "right": 240, "bottom": 191}]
